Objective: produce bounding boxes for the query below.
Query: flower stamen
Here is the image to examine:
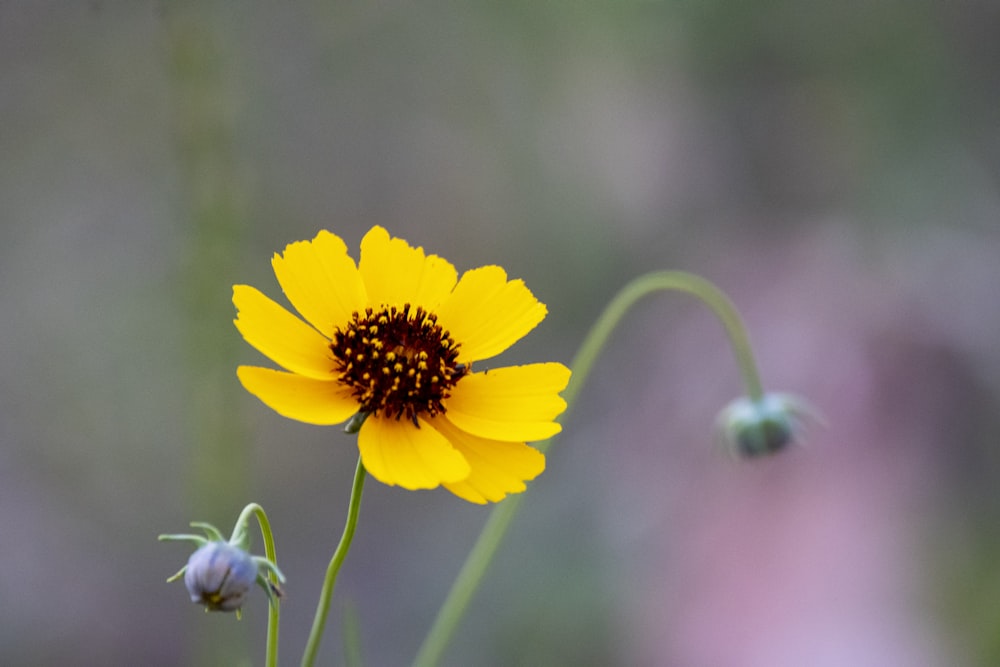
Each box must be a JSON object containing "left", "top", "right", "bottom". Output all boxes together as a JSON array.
[{"left": 330, "top": 304, "right": 466, "bottom": 422}]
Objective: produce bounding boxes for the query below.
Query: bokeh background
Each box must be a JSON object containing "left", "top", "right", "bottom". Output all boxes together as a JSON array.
[{"left": 3, "top": 1, "right": 999, "bottom": 665}]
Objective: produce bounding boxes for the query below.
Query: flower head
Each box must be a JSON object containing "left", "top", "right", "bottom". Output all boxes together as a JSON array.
[
  {"left": 234, "top": 226, "right": 570, "bottom": 503},
  {"left": 716, "top": 392, "right": 819, "bottom": 458}
]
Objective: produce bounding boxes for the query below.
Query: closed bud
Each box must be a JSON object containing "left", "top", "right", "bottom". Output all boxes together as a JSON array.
[
  {"left": 716, "top": 392, "right": 819, "bottom": 458},
  {"left": 160, "top": 509, "right": 286, "bottom": 617},
  {"left": 184, "top": 541, "right": 258, "bottom": 612}
]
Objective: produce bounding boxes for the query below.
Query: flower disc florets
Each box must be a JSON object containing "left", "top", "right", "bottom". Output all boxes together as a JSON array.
[{"left": 330, "top": 304, "right": 467, "bottom": 422}]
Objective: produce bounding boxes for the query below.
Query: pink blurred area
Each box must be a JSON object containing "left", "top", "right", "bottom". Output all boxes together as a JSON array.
[{"left": 605, "top": 226, "right": 992, "bottom": 666}]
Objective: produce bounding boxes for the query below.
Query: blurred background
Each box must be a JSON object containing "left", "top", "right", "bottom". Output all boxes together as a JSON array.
[{"left": 2, "top": 1, "right": 999, "bottom": 665}]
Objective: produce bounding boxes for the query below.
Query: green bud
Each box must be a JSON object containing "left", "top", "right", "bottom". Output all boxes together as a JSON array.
[{"left": 716, "top": 393, "right": 819, "bottom": 458}]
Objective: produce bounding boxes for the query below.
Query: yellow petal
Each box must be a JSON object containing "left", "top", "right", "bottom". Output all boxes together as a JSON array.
[
  {"left": 435, "top": 266, "right": 547, "bottom": 363},
  {"left": 432, "top": 416, "right": 545, "bottom": 504},
  {"left": 271, "top": 230, "right": 367, "bottom": 338},
  {"left": 233, "top": 285, "right": 336, "bottom": 379},
  {"left": 237, "top": 366, "right": 358, "bottom": 425},
  {"left": 358, "top": 226, "right": 457, "bottom": 308},
  {"left": 443, "top": 363, "right": 571, "bottom": 442},
  {"left": 357, "top": 415, "right": 471, "bottom": 490}
]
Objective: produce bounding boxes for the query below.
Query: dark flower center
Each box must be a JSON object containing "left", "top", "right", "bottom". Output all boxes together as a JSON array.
[{"left": 329, "top": 304, "right": 467, "bottom": 423}]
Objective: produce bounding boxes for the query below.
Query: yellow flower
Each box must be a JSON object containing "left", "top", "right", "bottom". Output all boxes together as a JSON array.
[{"left": 233, "top": 226, "right": 571, "bottom": 503}]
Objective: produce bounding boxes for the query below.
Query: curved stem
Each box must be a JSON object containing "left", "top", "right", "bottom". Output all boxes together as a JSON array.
[
  {"left": 412, "top": 271, "right": 763, "bottom": 667},
  {"left": 231, "top": 503, "right": 281, "bottom": 667},
  {"left": 301, "top": 456, "right": 368, "bottom": 667},
  {"left": 562, "top": 271, "right": 763, "bottom": 409},
  {"left": 256, "top": 507, "right": 281, "bottom": 667}
]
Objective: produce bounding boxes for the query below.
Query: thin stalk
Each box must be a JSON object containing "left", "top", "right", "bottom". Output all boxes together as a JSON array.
[
  {"left": 226, "top": 503, "right": 282, "bottom": 667},
  {"left": 301, "top": 457, "right": 368, "bottom": 667},
  {"left": 246, "top": 504, "right": 281, "bottom": 667},
  {"left": 412, "top": 270, "right": 764, "bottom": 667},
  {"left": 559, "top": 271, "right": 763, "bottom": 413}
]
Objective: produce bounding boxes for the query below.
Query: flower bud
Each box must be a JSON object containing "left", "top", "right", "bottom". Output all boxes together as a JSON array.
[
  {"left": 716, "top": 392, "right": 818, "bottom": 458},
  {"left": 160, "top": 509, "right": 286, "bottom": 617},
  {"left": 184, "top": 541, "right": 258, "bottom": 612}
]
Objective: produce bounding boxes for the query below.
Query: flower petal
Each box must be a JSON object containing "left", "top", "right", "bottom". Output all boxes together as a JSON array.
[
  {"left": 233, "top": 285, "right": 336, "bottom": 379},
  {"left": 358, "top": 415, "right": 470, "bottom": 490},
  {"left": 431, "top": 416, "right": 545, "bottom": 504},
  {"left": 271, "top": 230, "right": 367, "bottom": 338},
  {"left": 435, "top": 266, "right": 547, "bottom": 363},
  {"left": 237, "top": 366, "right": 358, "bottom": 425},
  {"left": 358, "top": 226, "right": 457, "bottom": 309},
  {"left": 444, "top": 363, "right": 571, "bottom": 442}
]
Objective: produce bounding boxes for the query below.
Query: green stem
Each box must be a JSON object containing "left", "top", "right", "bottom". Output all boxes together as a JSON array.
[
  {"left": 301, "top": 456, "right": 368, "bottom": 667},
  {"left": 560, "top": 271, "right": 764, "bottom": 410},
  {"left": 412, "top": 270, "right": 763, "bottom": 667},
  {"left": 252, "top": 505, "right": 282, "bottom": 667},
  {"left": 229, "top": 503, "right": 282, "bottom": 667}
]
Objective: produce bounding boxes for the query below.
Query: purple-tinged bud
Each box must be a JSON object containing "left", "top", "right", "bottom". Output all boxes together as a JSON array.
[{"left": 184, "top": 542, "right": 258, "bottom": 613}]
